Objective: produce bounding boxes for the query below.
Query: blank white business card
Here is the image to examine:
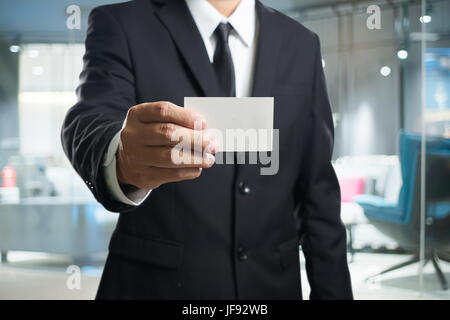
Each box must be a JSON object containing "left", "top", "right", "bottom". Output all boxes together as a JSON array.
[{"left": 184, "top": 97, "right": 274, "bottom": 152}]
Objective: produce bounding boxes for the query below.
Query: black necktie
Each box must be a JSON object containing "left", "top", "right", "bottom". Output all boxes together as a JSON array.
[{"left": 212, "top": 23, "right": 236, "bottom": 97}]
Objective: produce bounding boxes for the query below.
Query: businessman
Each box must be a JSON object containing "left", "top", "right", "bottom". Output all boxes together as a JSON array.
[{"left": 62, "top": 0, "right": 353, "bottom": 299}]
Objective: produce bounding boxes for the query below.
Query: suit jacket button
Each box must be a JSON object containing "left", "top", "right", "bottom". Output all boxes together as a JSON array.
[
  {"left": 237, "top": 247, "right": 248, "bottom": 261},
  {"left": 238, "top": 182, "right": 250, "bottom": 195}
]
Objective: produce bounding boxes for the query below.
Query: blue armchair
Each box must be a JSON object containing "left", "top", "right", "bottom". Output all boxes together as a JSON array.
[{"left": 355, "top": 131, "right": 450, "bottom": 289}]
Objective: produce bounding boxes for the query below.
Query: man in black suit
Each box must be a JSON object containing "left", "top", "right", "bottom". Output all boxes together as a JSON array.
[{"left": 61, "top": 0, "right": 352, "bottom": 299}]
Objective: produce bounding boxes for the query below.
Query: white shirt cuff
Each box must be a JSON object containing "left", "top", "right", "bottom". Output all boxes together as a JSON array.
[{"left": 103, "top": 129, "right": 151, "bottom": 206}]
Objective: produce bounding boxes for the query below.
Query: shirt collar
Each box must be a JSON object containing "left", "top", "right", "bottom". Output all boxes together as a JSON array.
[{"left": 186, "top": 0, "right": 256, "bottom": 47}]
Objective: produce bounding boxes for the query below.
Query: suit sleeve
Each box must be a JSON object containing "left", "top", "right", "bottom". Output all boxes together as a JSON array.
[
  {"left": 297, "top": 34, "right": 353, "bottom": 299},
  {"left": 61, "top": 6, "right": 137, "bottom": 213}
]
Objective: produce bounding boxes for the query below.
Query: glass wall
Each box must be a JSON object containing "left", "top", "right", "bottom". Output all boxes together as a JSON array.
[
  {"left": 0, "top": 1, "right": 120, "bottom": 299},
  {"left": 422, "top": 0, "right": 450, "bottom": 293},
  {"left": 285, "top": 0, "right": 450, "bottom": 298}
]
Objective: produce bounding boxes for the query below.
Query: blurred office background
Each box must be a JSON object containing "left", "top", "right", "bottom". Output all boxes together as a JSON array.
[{"left": 0, "top": 0, "right": 449, "bottom": 299}]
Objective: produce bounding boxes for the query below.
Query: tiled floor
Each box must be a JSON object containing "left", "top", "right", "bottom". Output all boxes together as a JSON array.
[{"left": 0, "top": 251, "right": 449, "bottom": 300}]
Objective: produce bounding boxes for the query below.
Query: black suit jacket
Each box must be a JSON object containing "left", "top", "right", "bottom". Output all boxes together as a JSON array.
[{"left": 61, "top": 0, "right": 352, "bottom": 299}]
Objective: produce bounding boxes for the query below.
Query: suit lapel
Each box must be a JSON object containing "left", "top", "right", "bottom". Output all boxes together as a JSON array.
[
  {"left": 251, "top": 1, "right": 282, "bottom": 97},
  {"left": 154, "top": 0, "right": 221, "bottom": 97},
  {"left": 153, "top": 0, "right": 282, "bottom": 98}
]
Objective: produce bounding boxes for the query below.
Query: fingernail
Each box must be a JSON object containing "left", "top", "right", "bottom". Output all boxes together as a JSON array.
[
  {"left": 204, "top": 142, "right": 215, "bottom": 154},
  {"left": 194, "top": 118, "right": 206, "bottom": 130},
  {"left": 204, "top": 144, "right": 212, "bottom": 154},
  {"left": 205, "top": 153, "right": 215, "bottom": 165}
]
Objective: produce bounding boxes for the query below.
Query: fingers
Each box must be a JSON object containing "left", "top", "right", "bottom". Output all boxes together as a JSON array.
[
  {"left": 138, "top": 122, "right": 218, "bottom": 151},
  {"left": 132, "top": 101, "right": 206, "bottom": 130},
  {"left": 136, "top": 146, "right": 216, "bottom": 168},
  {"left": 119, "top": 101, "right": 215, "bottom": 189},
  {"left": 141, "top": 167, "right": 203, "bottom": 188}
]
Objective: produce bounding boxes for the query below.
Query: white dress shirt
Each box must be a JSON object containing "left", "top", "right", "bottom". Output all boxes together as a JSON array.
[{"left": 103, "top": 0, "right": 258, "bottom": 205}]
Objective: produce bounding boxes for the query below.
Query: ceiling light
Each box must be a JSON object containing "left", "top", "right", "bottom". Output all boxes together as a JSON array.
[
  {"left": 9, "top": 45, "right": 20, "bottom": 53},
  {"left": 420, "top": 15, "right": 432, "bottom": 23},
  {"left": 380, "top": 66, "right": 391, "bottom": 76},
  {"left": 397, "top": 49, "right": 408, "bottom": 60}
]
